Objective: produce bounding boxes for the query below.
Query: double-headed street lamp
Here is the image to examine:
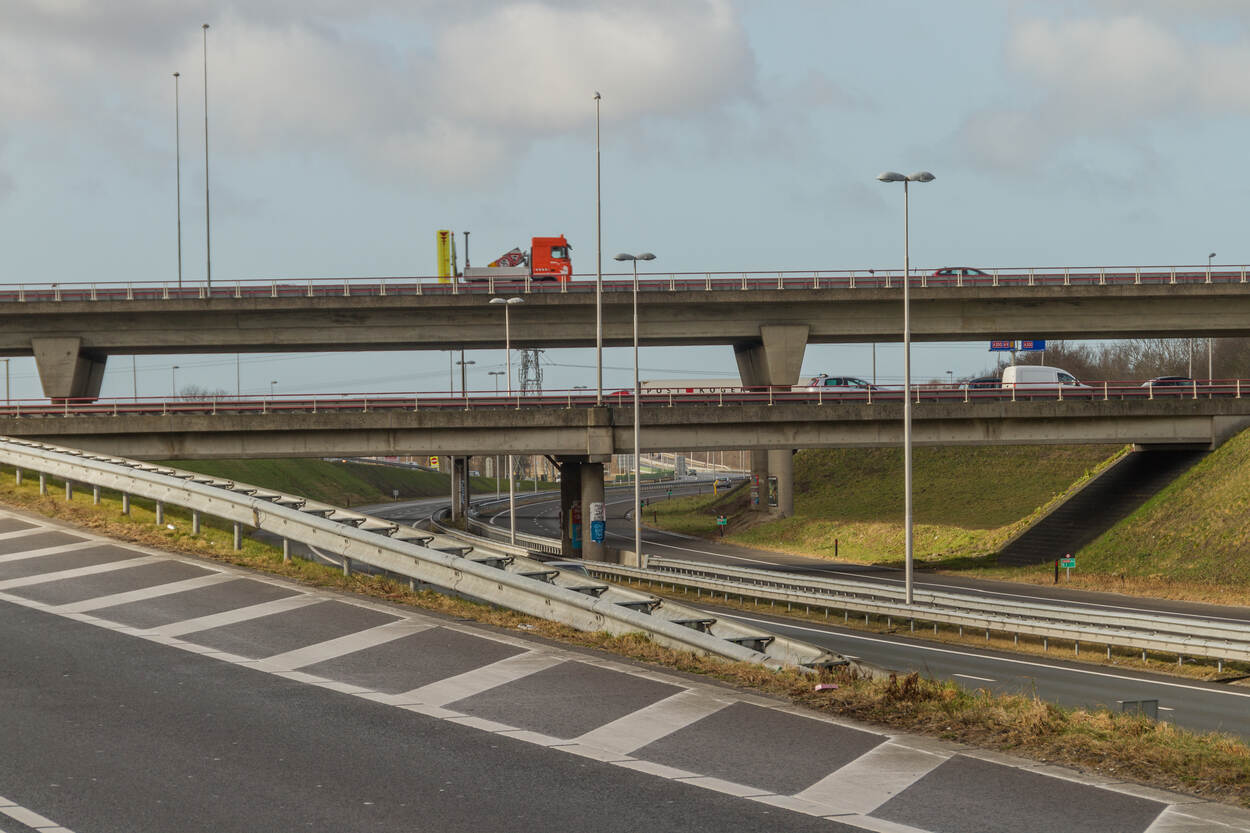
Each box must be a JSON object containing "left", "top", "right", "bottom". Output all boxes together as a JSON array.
[
  {"left": 877, "top": 170, "right": 935, "bottom": 605},
  {"left": 171, "top": 365, "right": 180, "bottom": 398},
  {"left": 613, "top": 251, "right": 656, "bottom": 567},
  {"left": 490, "top": 296, "right": 525, "bottom": 543},
  {"left": 488, "top": 370, "right": 505, "bottom": 393}
]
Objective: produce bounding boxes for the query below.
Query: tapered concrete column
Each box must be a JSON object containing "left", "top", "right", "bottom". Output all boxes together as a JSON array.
[
  {"left": 232, "top": 522, "right": 242, "bottom": 551},
  {"left": 31, "top": 337, "right": 107, "bottom": 402},
  {"left": 65, "top": 481, "right": 73, "bottom": 501},
  {"left": 558, "top": 455, "right": 584, "bottom": 557},
  {"left": 155, "top": 501, "right": 164, "bottom": 525},
  {"left": 121, "top": 493, "right": 130, "bottom": 515},
  {"left": 192, "top": 510, "right": 200, "bottom": 534},
  {"left": 580, "top": 461, "right": 606, "bottom": 561},
  {"left": 767, "top": 449, "right": 795, "bottom": 517},
  {"left": 39, "top": 472, "right": 46, "bottom": 495},
  {"left": 92, "top": 485, "right": 100, "bottom": 505},
  {"left": 735, "top": 325, "right": 808, "bottom": 518}
]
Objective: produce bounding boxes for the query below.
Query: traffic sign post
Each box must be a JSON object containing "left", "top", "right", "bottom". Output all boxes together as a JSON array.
[
  {"left": 716, "top": 515, "right": 728, "bottom": 537},
  {"left": 1059, "top": 553, "right": 1076, "bottom": 580}
]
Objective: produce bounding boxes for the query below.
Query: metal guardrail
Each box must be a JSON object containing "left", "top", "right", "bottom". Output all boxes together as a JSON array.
[
  {"left": 0, "top": 437, "right": 850, "bottom": 671},
  {"left": 4, "top": 263, "right": 1250, "bottom": 302},
  {"left": 586, "top": 558, "right": 1250, "bottom": 668},
  {"left": 431, "top": 511, "right": 846, "bottom": 670}
]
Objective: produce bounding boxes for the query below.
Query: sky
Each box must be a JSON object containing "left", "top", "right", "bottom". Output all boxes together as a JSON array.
[{"left": 2, "top": 0, "right": 1248, "bottom": 400}]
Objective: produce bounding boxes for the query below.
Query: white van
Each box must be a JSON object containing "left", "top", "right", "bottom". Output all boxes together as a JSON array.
[{"left": 1001, "top": 365, "right": 1087, "bottom": 389}]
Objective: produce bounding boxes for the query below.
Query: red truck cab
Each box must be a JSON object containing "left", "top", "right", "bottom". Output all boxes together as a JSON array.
[{"left": 530, "top": 236, "right": 572, "bottom": 280}]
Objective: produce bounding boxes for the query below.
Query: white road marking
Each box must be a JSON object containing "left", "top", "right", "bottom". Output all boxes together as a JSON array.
[
  {"left": 0, "top": 554, "right": 164, "bottom": 591},
  {"left": 390, "top": 651, "right": 562, "bottom": 708},
  {"left": 953, "top": 674, "right": 997, "bottom": 683},
  {"left": 0, "top": 795, "right": 77, "bottom": 832},
  {"left": 795, "top": 740, "right": 949, "bottom": 815},
  {"left": 257, "top": 620, "right": 433, "bottom": 673},
  {"left": 571, "top": 689, "right": 729, "bottom": 755},
  {"left": 56, "top": 573, "right": 237, "bottom": 614},
  {"left": 720, "top": 611, "right": 1250, "bottom": 700},
  {"left": 142, "top": 594, "right": 323, "bottom": 638}
]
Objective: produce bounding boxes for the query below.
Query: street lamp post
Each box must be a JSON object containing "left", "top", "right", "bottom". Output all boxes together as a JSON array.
[
  {"left": 171, "top": 365, "right": 180, "bottom": 398},
  {"left": 877, "top": 170, "right": 935, "bottom": 605},
  {"left": 173, "top": 71, "right": 183, "bottom": 287},
  {"left": 457, "top": 358, "right": 476, "bottom": 402},
  {"left": 201, "top": 23, "right": 212, "bottom": 289},
  {"left": 613, "top": 252, "right": 656, "bottom": 567},
  {"left": 270, "top": 380, "right": 277, "bottom": 397},
  {"left": 490, "top": 297, "right": 525, "bottom": 543},
  {"left": 594, "top": 91, "right": 604, "bottom": 406},
  {"left": 1208, "top": 252, "right": 1216, "bottom": 381},
  {"left": 488, "top": 370, "right": 505, "bottom": 393},
  {"left": 1, "top": 358, "right": 8, "bottom": 405}
]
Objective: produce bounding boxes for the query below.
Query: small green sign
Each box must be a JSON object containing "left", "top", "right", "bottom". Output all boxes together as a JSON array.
[
  {"left": 717, "top": 516, "right": 728, "bottom": 526},
  {"left": 1059, "top": 556, "right": 1076, "bottom": 568}
]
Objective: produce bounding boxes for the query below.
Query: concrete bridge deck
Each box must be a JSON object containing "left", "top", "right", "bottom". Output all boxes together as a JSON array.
[{"left": 2, "top": 392, "right": 1246, "bottom": 460}]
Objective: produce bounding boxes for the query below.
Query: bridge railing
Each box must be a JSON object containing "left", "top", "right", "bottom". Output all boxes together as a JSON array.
[
  {"left": 2, "top": 263, "right": 1250, "bottom": 302},
  {"left": 0, "top": 379, "right": 1245, "bottom": 417}
]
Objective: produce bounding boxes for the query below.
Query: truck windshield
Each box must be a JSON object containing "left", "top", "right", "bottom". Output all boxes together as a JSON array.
[{"left": 550, "top": 246, "right": 569, "bottom": 259}]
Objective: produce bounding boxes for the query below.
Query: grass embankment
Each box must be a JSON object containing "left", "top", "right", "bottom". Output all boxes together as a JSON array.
[
  {"left": 0, "top": 467, "right": 1247, "bottom": 806},
  {"left": 654, "top": 445, "right": 1122, "bottom": 566},
  {"left": 1056, "top": 429, "right": 1250, "bottom": 600},
  {"left": 160, "top": 458, "right": 519, "bottom": 507}
]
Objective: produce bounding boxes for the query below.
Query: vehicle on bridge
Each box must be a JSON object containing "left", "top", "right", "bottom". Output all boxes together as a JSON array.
[
  {"left": 799, "top": 374, "right": 877, "bottom": 394},
  {"left": 1001, "top": 365, "right": 1089, "bottom": 392},
  {"left": 462, "top": 236, "right": 572, "bottom": 282},
  {"left": 931, "top": 266, "right": 990, "bottom": 282},
  {"left": 1141, "top": 376, "right": 1194, "bottom": 388}
]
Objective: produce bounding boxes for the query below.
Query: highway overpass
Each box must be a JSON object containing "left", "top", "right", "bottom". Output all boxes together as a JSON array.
[{"left": 8, "top": 267, "right": 1250, "bottom": 400}]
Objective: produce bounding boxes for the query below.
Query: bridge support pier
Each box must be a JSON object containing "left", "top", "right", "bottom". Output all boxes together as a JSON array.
[
  {"left": 557, "top": 455, "right": 584, "bottom": 557},
  {"left": 735, "top": 325, "right": 808, "bottom": 517},
  {"left": 767, "top": 449, "right": 795, "bottom": 518},
  {"left": 31, "top": 337, "right": 107, "bottom": 402},
  {"left": 580, "top": 461, "right": 606, "bottom": 561},
  {"left": 450, "top": 456, "right": 469, "bottom": 521}
]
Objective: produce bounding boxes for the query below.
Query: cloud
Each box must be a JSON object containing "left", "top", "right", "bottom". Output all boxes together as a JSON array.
[
  {"left": 950, "top": 12, "right": 1250, "bottom": 173},
  {"left": 0, "top": 0, "right": 760, "bottom": 189}
]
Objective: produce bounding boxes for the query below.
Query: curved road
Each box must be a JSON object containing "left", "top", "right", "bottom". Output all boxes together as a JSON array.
[{"left": 450, "top": 481, "right": 1250, "bottom": 739}]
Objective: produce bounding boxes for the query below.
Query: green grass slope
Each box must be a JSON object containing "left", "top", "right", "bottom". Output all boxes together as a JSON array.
[
  {"left": 159, "top": 458, "right": 469, "bottom": 507},
  {"left": 654, "top": 445, "right": 1123, "bottom": 564},
  {"left": 1078, "top": 429, "right": 1250, "bottom": 589}
]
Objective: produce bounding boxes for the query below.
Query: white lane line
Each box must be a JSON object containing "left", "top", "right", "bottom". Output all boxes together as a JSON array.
[
  {"left": 571, "top": 689, "right": 729, "bottom": 755},
  {"left": 953, "top": 673, "right": 997, "bottom": 683},
  {"left": 1158, "top": 706, "right": 1176, "bottom": 712},
  {"left": 0, "top": 526, "right": 63, "bottom": 541},
  {"left": 143, "top": 594, "right": 323, "bottom": 638},
  {"left": 0, "top": 541, "right": 101, "bottom": 564},
  {"left": 720, "top": 611, "right": 1250, "bottom": 700},
  {"left": 256, "top": 620, "right": 434, "bottom": 673},
  {"left": 56, "top": 573, "right": 238, "bottom": 614},
  {"left": 0, "top": 796, "right": 77, "bottom": 832},
  {"left": 0, "top": 554, "right": 164, "bottom": 591},
  {"left": 794, "top": 740, "right": 950, "bottom": 815},
  {"left": 390, "top": 651, "right": 562, "bottom": 708}
]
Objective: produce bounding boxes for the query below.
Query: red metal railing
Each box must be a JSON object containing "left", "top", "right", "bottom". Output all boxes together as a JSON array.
[
  {"left": 3, "top": 264, "right": 1249, "bottom": 303},
  {"left": 2, "top": 379, "right": 1243, "bottom": 418}
]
